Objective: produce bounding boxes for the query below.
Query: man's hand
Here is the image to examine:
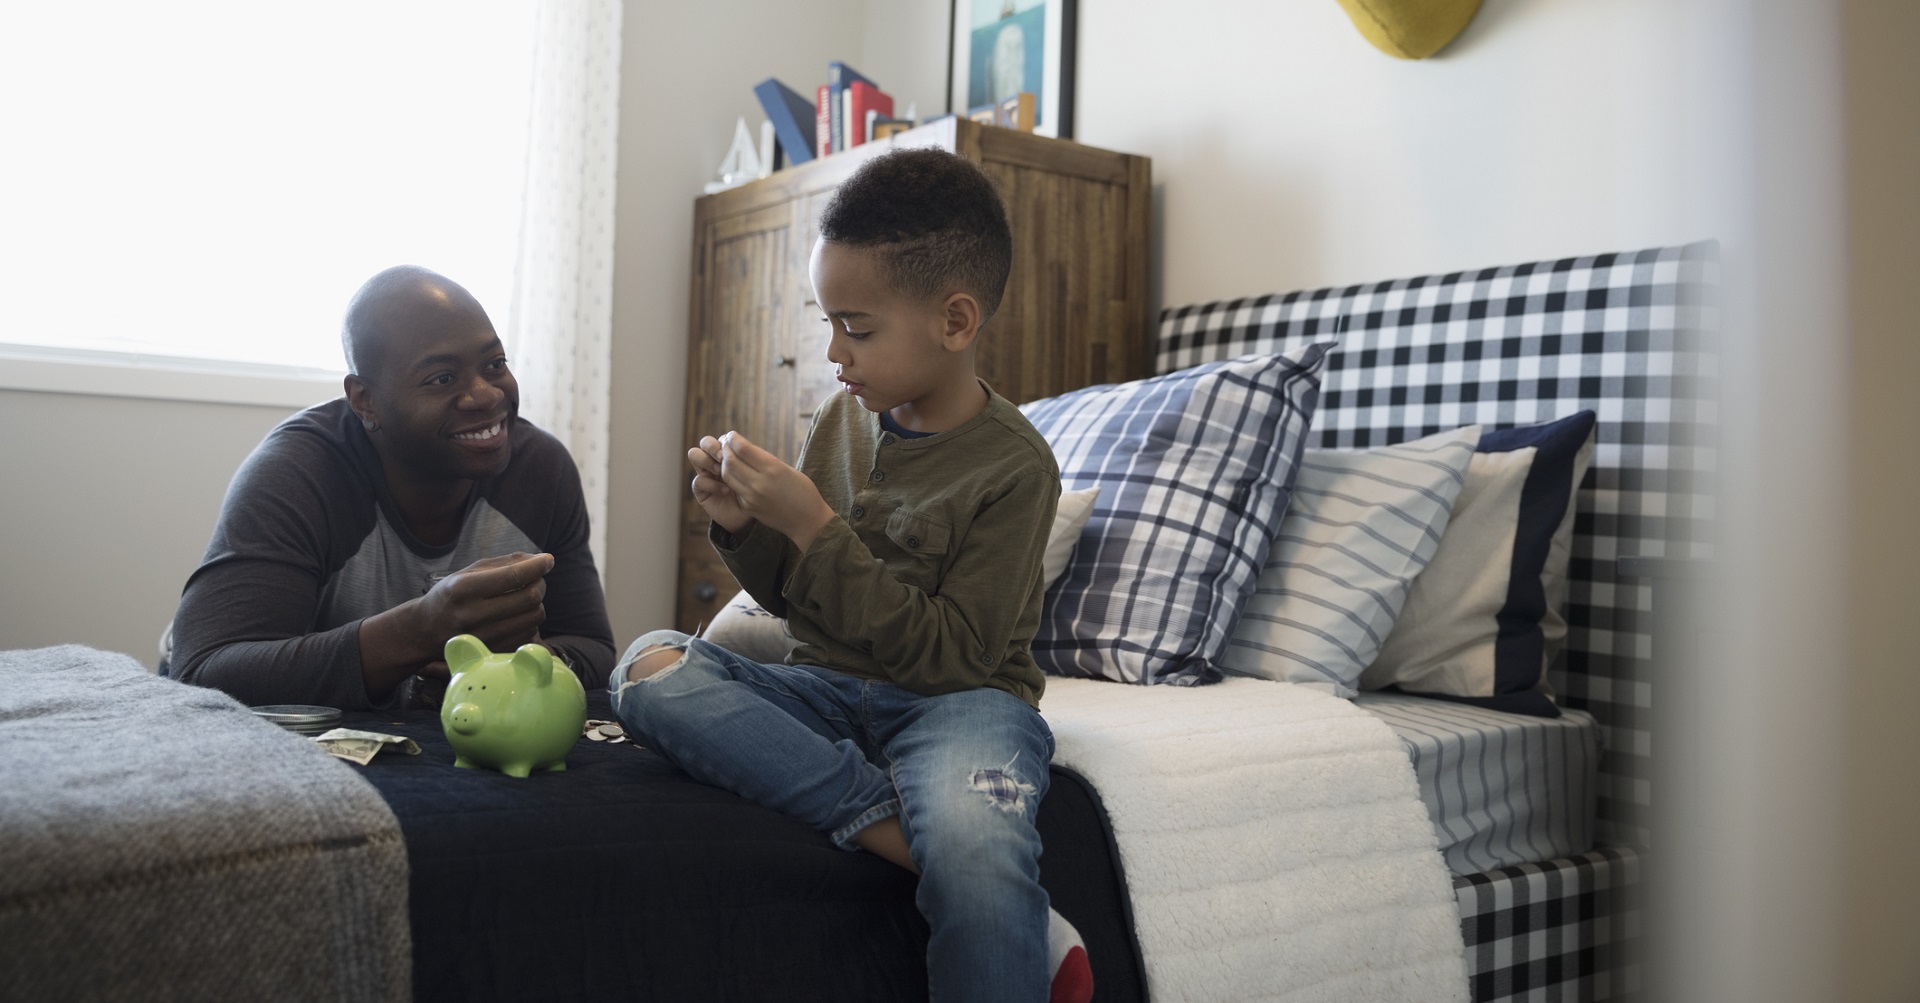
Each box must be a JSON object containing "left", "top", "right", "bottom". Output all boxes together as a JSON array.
[
  {"left": 358, "top": 551, "right": 553, "bottom": 701},
  {"left": 713, "top": 431, "right": 836, "bottom": 551},
  {"left": 689, "top": 436, "right": 755, "bottom": 535},
  {"left": 414, "top": 552, "right": 552, "bottom": 653}
]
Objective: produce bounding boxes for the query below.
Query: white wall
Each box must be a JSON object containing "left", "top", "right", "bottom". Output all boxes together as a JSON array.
[
  {"left": 1077, "top": 0, "right": 1722, "bottom": 306},
  {"left": 835, "top": 0, "right": 1727, "bottom": 303},
  {"left": 0, "top": 386, "right": 309, "bottom": 662},
  {"left": 603, "top": 0, "right": 871, "bottom": 648}
]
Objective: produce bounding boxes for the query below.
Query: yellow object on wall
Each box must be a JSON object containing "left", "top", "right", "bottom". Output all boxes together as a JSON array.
[{"left": 1335, "top": 0, "right": 1483, "bottom": 59}]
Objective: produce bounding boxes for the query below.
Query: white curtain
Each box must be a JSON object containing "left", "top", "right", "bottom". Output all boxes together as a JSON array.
[{"left": 508, "top": 0, "right": 623, "bottom": 577}]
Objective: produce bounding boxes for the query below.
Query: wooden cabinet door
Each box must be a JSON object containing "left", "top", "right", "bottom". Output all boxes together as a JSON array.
[{"left": 677, "top": 202, "right": 800, "bottom": 632}]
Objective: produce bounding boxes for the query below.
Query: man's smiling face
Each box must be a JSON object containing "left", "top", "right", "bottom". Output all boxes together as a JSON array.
[{"left": 353, "top": 278, "right": 519, "bottom": 486}]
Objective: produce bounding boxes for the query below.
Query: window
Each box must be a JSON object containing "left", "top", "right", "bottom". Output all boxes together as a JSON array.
[{"left": 0, "top": 2, "right": 535, "bottom": 379}]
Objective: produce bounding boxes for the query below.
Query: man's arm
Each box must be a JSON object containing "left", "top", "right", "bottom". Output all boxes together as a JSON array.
[
  {"left": 169, "top": 549, "right": 382, "bottom": 709},
  {"left": 167, "top": 430, "right": 395, "bottom": 708},
  {"left": 529, "top": 528, "right": 614, "bottom": 690},
  {"left": 491, "top": 424, "right": 616, "bottom": 688}
]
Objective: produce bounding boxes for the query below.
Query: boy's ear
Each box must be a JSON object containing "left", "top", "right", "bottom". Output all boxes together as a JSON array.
[{"left": 940, "top": 291, "right": 983, "bottom": 353}]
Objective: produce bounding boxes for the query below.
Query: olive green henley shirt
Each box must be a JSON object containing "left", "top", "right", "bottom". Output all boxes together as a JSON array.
[{"left": 712, "top": 383, "right": 1059, "bottom": 708}]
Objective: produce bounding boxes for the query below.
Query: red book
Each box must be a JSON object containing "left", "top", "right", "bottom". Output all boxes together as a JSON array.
[
  {"left": 846, "top": 80, "right": 894, "bottom": 148},
  {"left": 815, "top": 84, "right": 832, "bottom": 158}
]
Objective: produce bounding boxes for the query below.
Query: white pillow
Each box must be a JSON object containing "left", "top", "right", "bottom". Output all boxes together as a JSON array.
[
  {"left": 1042, "top": 486, "right": 1100, "bottom": 588},
  {"left": 701, "top": 483, "right": 1100, "bottom": 663},
  {"left": 1359, "top": 411, "right": 1597, "bottom": 717},
  {"left": 1218, "top": 425, "right": 1479, "bottom": 697}
]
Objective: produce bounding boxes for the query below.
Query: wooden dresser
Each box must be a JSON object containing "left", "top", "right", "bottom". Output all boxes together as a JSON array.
[{"left": 674, "top": 117, "right": 1153, "bottom": 634}]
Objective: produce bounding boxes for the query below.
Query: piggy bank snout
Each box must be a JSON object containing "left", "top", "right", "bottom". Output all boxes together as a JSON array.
[{"left": 447, "top": 702, "right": 485, "bottom": 735}]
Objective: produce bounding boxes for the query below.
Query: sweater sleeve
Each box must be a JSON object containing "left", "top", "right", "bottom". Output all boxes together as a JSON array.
[
  {"left": 167, "top": 431, "right": 388, "bottom": 710},
  {"left": 712, "top": 520, "right": 798, "bottom": 620},
  {"left": 783, "top": 465, "right": 1057, "bottom": 696}
]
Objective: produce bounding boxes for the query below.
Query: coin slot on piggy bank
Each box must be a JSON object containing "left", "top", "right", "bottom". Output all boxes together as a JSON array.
[{"left": 440, "top": 635, "right": 587, "bottom": 777}]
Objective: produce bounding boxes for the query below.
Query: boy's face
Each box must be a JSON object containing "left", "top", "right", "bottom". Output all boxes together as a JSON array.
[{"left": 808, "top": 238, "right": 957, "bottom": 418}]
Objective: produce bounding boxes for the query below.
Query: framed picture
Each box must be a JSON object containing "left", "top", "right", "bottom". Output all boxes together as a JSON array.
[{"left": 947, "top": 0, "right": 1076, "bottom": 140}]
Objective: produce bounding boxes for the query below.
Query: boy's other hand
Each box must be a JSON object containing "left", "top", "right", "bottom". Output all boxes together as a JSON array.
[
  {"left": 716, "top": 431, "right": 836, "bottom": 551},
  {"left": 690, "top": 436, "right": 755, "bottom": 535}
]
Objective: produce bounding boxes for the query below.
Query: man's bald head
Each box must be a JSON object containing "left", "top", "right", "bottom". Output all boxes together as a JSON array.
[{"left": 342, "top": 265, "right": 493, "bottom": 380}]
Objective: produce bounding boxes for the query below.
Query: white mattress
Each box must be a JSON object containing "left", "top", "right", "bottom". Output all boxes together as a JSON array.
[{"left": 1353, "top": 690, "right": 1601, "bottom": 875}]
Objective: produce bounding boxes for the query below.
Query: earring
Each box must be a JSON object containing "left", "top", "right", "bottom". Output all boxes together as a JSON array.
[{"left": 362, "top": 417, "right": 380, "bottom": 432}]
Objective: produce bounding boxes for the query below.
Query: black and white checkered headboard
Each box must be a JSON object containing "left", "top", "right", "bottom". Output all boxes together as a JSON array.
[{"left": 1156, "top": 241, "right": 1719, "bottom": 847}]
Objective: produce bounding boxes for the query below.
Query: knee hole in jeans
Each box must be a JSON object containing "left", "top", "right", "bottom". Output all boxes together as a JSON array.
[
  {"left": 969, "top": 754, "right": 1039, "bottom": 815},
  {"left": 621, "top": 643, "right": 686, "bottom": 685}
]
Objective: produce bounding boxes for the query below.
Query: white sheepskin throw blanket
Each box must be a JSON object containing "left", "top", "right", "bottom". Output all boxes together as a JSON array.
[{"left": 1041, "top": 676, "right": 1468, "bottom": 1002}]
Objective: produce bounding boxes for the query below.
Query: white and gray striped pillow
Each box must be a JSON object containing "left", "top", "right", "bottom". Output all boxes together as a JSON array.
[{"left": 1218, "top": 424, "right": 1480, "bottom": 696}]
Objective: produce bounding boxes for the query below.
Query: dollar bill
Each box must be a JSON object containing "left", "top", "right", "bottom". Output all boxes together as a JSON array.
[{"left": 314, "top": 728, "right": 422, "bottom": 765}]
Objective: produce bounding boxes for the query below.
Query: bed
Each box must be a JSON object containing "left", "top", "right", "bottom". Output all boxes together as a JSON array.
[
  {"left": 0, "top": 239, "right": 1714, "bottom": 1003},
  {"left": 1133, "top": 237, "right": 1716, "bottom": 1000}
]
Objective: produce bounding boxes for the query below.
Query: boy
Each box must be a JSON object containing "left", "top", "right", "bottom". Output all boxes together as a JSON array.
[{"left": 609, "top": 148, "right": 1090, "bottom": 1003}]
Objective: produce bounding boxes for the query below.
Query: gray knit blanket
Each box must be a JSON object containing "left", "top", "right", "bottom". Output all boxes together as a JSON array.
[{"left": 0, "top": 646, "right": 411, "bottom": 1002}]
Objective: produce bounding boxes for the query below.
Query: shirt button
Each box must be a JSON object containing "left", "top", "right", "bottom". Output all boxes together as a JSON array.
[
  {"left": 906, "top": 535, "right": 920, "bottom": 548},
  {"left": 979, "top": 652, "right": 994, "bottom": 665},
  {"left": 851, "top": 505, "right": 866, "bottom": 520},
  {"left": 870, "top": 469, "right": 885, "bottom": 484},
  {"left": 880, "top": 433, "right": 895, "bottom": 446}
]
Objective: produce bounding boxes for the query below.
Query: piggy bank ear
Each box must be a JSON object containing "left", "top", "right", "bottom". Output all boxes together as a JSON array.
[
  {"left": 445, "top": 634, "right": 491, "bottom": 674},
  {"left": 511, "top": 643, "right": 555, "bottom": 688}
]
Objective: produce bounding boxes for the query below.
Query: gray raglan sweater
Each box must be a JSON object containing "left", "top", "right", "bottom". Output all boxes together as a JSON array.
[{"left": 167, "top": 398, "right": 613, "bottom": 710}]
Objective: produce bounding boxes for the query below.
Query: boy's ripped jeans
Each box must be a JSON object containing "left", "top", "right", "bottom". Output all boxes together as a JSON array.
[{"left": 609, "top": 630, "right": 1056, "bottom": 1002}]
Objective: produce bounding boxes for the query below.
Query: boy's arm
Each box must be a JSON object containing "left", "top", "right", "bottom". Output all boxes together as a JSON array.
[
  {"left": 710, "top": 519, "right": 796, "bottom": 619},
  {"left": 701, "top": 429, "right": 838, "bottom": 619},
  {"left": 785, "top": 467, "right": 1057, "bottom": 695}
]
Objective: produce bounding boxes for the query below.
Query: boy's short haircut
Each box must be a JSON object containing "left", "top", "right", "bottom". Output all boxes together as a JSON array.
[{"left": 818, "top": 148, "right": 1014, "bottom": 324}]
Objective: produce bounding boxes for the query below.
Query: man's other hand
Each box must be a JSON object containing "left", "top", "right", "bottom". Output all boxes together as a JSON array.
[{"left": 417, "top": 552, "right": 552, "bottom": 653}]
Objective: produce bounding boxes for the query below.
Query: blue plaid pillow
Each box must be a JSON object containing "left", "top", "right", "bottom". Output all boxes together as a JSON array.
[{"left": 1020, "top": 345, "right": 1330, "bottom": 684}]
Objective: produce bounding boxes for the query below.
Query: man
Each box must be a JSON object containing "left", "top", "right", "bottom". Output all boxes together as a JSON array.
[{"left": 166, "top": 266, "right": 613, "bottom": 709}]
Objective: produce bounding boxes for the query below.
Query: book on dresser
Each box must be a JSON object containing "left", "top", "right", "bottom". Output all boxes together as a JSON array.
[
  {"left": 751, "top": 77, "right": 818, "bottom": 167},
  {"left": 844, "top": 79, "right": 893, "bottom": 149},
  {"left": 814, "top": 84, "right": 832, "bottom": 158},
  {"left": 674, "top": 118, "right": 1153, "bottom": 633},
  {"left": 825, "top": 60, "right": 876, "bottom": 155}
]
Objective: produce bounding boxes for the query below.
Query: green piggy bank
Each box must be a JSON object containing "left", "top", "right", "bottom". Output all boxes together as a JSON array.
[{"left": 440, "top": 635, "right": 587, "bottom": 778}]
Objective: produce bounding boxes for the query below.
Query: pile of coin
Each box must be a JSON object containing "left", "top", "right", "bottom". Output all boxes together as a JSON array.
[
  {"left": 583, "top": 720, "right": 633, "bottom": 745},
  {"left": 252, "top": 704, "right": 342, "bottom": 736}
]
